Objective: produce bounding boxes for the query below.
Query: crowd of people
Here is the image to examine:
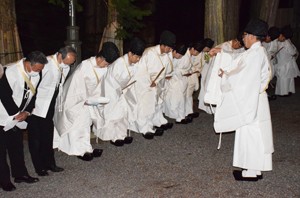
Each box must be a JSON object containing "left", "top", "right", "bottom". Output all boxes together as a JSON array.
[{"left": 0, "top": 18, "right": 299, "bottom": 191}]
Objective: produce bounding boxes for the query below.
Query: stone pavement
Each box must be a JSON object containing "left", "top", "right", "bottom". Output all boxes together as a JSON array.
[{"left": 1, "top": 79, "right": 300, "bottom": 198}]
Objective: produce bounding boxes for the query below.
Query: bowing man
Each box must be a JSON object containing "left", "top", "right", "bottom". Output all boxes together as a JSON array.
[
  {"left": 163, "top": 44, "right": 190, "bottom": 124},
  {"left": 262, "top": 27, "right": 280, "bottom": 80},
  {"left": 0, "top": 51, "right": 47, "bottom": 191},
  {"left": 101, "top": 37, "right": 146, "bottom": 146},
  {"left": 183, "top": 42, "right": 206, "bottom": 119},
  {"left": 54, "top": 42, "right": 119, "bottom": 161},
  {"left": 275, "top": 25, "right": 300, "bottom": 96},
  {"left": 196, "top": 38, "right": 215, "bottom": 115},
  {"left": 129, "top": 30, "right": 176, "bottom": 139},
  {"left": 27, "top": 46, "right": 76, "bottom": 176}
]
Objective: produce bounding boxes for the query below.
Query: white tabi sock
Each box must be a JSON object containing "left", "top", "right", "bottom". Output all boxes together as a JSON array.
[
  {"left": 242, "top": 169, "right": 257, "bottom": 178},
  {"left": 256, "top": 171, "right": 262, "bottom": 176}
]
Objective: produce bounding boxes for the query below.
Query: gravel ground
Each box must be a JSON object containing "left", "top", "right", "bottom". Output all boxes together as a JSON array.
[{"left": 2, "top": 79, "right": 300, "bottom": 198}]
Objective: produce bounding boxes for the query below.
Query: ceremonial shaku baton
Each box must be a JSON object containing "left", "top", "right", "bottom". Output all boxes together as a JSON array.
[
  {"left": 122, "top": 80, "right": 137, "bottom": 90},
  {"left": 151, "top": 67, "right": 165, "bottom": 84}
]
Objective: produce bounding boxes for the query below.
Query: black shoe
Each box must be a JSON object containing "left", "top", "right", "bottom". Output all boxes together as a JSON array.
[
  {"left": 110, "top": 140, "right": 124, "bottom": 147},
  {"left": 233, "top": 170, "right": 259, "bottom": 182},
  {"left": 124, "top": 136, "right": 133, "bottom": 144},
  {"left": 143, "top": 132, "right": 154, "bottom": 139},
  {"left": 257, "top": 174, "right": 263, "bottom": 180},
  {"left": 160, "top": 123, "right": 173, "bottom": 130},
  {"left": 0, "top": 182, "right": 16, "bottom": 191},
  {"left": 154, "top": 128, "right": 164, "bottom": 136},
  {"left": 77, "top": 153, "right": 94, "bottom": 161},
  {"left": 176, "top": 119, "right": 188, "bottom": 124},
  {"left": 92, "top": 149, "right": 103, "bottom": 157},
  {"left": 46, "top": 165, "right": 64, "bottom": 172},
  {"left": 37, "top": 169, "right": 49, "bottom": 176},
  {"left": 188, "top": 112, "right": 199, "bottom": 118},
  {"left": 268, "top": 95, "right": 277, "bottom": 101},
  {"left": 165, "top": 122, "right": 173, "bottom": 129},
  {"left": 185, "top": 116, "right": 193, "bottom": 123},
  {"left": 14, "top": 175, "right": 39, "bottom": 183}
]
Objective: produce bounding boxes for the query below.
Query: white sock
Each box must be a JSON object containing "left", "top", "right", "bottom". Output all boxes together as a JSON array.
[
  {"left": 242, "top": 169, "right": 257, "bottom": 178},
  {"left": 256, "top": 171, "right": 262, "bottom": 176}
]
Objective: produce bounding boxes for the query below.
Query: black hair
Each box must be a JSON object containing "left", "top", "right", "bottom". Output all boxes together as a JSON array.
[
  {"left": 129, "top": 37, "right": 146, "bottom": 56},
  {"left": 58, "top": 46, "right": 77, "bottom": 59},
  {"left": 281, "top": 25, "right": 293, "bottom": 39},
  {"left": 268, "top": 27, "right": 280, "bottom": 41},
  {"left": 159, "top": 30, "right": 176, "bottom": 48},
  {"left": 236, "top": 32, "right": 244, "bottom": 46},
  {"left": 96, "top": 42, "right": 120, "bottom": 64},
  {"left": 25, "top": 51, "right": 48, "bottom": 65},
  {"left": 203, "top": 38, "right": 214, "bottom": 48},
  {"left": 190, "top": 41, "right": 205, "bottom": 52},
  {"left": 174, "top": 44, "right": 187, "bottom": 55}
]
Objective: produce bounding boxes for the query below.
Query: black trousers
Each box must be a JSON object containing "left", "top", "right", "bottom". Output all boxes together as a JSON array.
[
  {"left": 0, "top": 126, "right": 29, "bottom": 183},
  {"left": 27, "top": 114, "right": 56, "bottom": 173}
]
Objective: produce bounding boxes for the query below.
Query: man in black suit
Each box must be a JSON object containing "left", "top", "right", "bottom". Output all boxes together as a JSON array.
[{"left": 0, "top": 51, "right": 48, "bottom": 191}]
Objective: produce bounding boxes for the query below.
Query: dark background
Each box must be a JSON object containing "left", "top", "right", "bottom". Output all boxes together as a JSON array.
[{"left": 15, "top": 0, "right": 297, "bottom": 60}]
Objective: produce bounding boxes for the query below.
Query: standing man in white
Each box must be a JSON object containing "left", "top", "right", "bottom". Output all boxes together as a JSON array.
[
  {"left": 27, "top": 46, "right": 76, "bottom": 176},
  {"left": 275, "top": 25, "right": 299, "bottom": 96},
  {"left": 210, "top": 19, "right": 274, "bottom": 181}
]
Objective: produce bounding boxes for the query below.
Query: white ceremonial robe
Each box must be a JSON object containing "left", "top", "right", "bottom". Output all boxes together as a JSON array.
[
  {"left": 32, "top": 54, "right": 70, "bottom": 118},
  {"left": 100, "top": 54, "right": 137, "bottom": 141},
  {"left": 129, "top": 45, "right": 171, "bottom": 134},
  {"left": 262, "top": 39, "right": 279, "bottom": 79},
  {"left": 183, "top": 50, "right": 199, "bottom": 116},
  {"left": 0, "top": 59, "right": 40, "bottom": 128},
  {"left": 198, "top": 52, "right": 214, "bottom": 114},
  {"left": 164, "top": 52, "right": 190, "bottom": 122},
  {"left": 213, "top": 42, "right": 274, "bottom": 171},
  {"left": 154, "top": 51, "right": 173, "bottom": 127},
  {"left": 217, "top": 41, "right": 245, "bottom": 54},
  {"left": 53, "top": 57, "right": 107, "bottom": 156},
  {"left": 275, "top": 39, "right": 300, "bottom": 95},
  {"left": 204, "top": 41, "right": 245, "bottom": 107}
]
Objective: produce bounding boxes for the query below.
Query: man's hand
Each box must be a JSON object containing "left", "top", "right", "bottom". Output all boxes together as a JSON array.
[
  {"left": 183, "top": 73, "right": 191, "bottom": 77},
  {"left": 209, "top": 48, "right": 221, "bottom": 57},
  {"left": 14, "top": 111, "right": 30, "bottom": 121},
  {"left": 218, "top": 69, "right": 224, "bottom": 77},
  {"left": 150, "top": 82, "right": 156, "bottom": 87}
]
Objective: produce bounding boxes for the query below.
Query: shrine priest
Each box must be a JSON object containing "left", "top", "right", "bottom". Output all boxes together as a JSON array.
[
  {"left": 101, "top": 37, "right": 145, "bottom": 146},
  {"left": 210, "top": 19, "right": 274, "bottom": 181},
  {"left": 54, "top": 42, "right": 119, "bottom": 161},
  {"left": 129, "top": 30, "right": 176, "bottom": 139}
]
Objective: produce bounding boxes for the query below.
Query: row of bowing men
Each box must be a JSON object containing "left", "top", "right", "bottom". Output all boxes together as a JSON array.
[
  {"left": 0, "top": 23, "right": 298, "bottom": 191},
  {"left": 0, "top": 30, "right": 212, "bottom": 191}
]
